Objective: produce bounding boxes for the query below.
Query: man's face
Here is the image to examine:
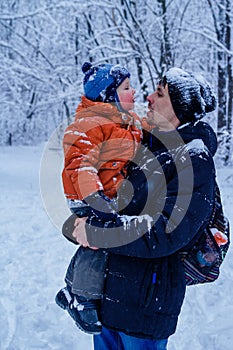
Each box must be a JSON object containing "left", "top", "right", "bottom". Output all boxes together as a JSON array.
[{"left": 146, "top": 84, "right": 180, "bottom": 131}]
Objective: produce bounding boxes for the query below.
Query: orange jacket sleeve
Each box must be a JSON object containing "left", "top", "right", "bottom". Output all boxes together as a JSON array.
[{"left": 62, "top": 118, "right": 105, "bottom": 200}]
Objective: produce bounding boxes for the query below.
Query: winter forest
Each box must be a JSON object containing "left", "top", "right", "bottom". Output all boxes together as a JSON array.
[
  {"left": 1, "top": 0, "right": 233, "bottom": 164},
  {"left": 1, "top": 1, "right": 233, "bottom": 349}
]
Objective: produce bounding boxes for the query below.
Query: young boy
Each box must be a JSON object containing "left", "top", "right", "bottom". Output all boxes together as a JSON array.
[{"left": 55, "top": 62, "right": 143, "bottom": 334}]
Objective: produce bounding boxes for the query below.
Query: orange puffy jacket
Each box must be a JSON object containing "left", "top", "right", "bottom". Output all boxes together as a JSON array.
[{"left": 62, "top": 96, "right": 143, "bottom": 200}]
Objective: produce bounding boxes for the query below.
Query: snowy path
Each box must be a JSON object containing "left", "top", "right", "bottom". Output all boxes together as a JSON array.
[{"left": 0, "top": 145, "right": 232, "bottom": 350}]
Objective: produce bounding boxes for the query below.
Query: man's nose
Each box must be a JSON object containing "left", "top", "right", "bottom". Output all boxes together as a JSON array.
[{"left": 147, "top": 95, "right": 152, "bottom": 104}]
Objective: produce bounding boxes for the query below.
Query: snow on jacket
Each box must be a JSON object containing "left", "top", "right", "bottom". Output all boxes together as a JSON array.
[
  {"left": 62, "top": 96, "right": 142, "bottom": 200},
  {"left": 85, "top": 120, "right": 217, "bottom": 340}
]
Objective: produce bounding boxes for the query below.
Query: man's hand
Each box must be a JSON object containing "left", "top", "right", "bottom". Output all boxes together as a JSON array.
[{"left": 72, "top": 217, "right": 98, "bottom": 250}]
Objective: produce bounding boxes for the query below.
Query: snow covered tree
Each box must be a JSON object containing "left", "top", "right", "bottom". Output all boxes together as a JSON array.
[
  {"left": 0, "top": 0, "right": 232, "bottom": 165},
  {"left": 207, "top": 0, "right": 233, "bottom": 164}
]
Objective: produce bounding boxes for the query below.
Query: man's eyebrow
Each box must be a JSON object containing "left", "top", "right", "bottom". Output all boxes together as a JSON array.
[{"left": 157, "top": 86, "right": 164, "bottom": 94}]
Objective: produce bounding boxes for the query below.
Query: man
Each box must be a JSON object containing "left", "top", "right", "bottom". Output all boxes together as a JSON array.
[{"left": 70, "top": 67, "right": 217, "bottom": 349}]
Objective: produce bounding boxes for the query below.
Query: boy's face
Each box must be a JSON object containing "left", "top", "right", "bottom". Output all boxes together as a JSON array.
[
  {"left": 117, "top": 78, "right": 136, "bottom": 111},
  {"left": 146, "top": 84, "right": 180, "bottom": 131}
]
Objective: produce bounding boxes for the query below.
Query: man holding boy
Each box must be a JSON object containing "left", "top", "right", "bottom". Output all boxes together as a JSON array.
[{"left": 71, "top": 67, "right": 217, "bottom": 350}]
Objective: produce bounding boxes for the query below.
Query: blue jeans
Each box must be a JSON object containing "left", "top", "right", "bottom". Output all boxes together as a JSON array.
[{"left": 93, "top": 327, "right": 168, "bottom": 350}]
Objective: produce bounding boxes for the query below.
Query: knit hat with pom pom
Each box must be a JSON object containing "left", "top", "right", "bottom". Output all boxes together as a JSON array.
[
  {"left": 82, "top": 62, "right": 130, "bottom": 103},
  {"left": 162, "top": 67, "right": 217, "bottom": 124}
]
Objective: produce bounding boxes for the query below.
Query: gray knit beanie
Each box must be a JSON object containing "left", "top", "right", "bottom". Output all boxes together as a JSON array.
[{"left": 162, "top": 68, "right": 217, "bottom": 124}]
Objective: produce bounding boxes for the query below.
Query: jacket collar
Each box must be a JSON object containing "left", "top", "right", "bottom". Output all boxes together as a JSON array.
[
  {"left": 147, "top": 121, "right": 217, "bottom": 156},
  {"left": 75, "top": 96, "right": 133, "bottom": 125}
]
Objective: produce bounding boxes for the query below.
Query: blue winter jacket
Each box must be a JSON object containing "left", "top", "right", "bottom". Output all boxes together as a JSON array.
[{"left": 86, "top": 120, "right": 217, "bottom": 340}]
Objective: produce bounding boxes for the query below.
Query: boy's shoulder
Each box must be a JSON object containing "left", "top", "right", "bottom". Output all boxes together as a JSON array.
[{"left": 68, "top": 114, "right": 116, "bottom": 133}]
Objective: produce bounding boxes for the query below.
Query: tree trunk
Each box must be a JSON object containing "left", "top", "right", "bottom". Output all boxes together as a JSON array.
[
  {"left": 225, "top": 0, "right": 233, "bottom": 164},
  {"left": 158, "top": 0, "right": 173, "bottom": 72}
]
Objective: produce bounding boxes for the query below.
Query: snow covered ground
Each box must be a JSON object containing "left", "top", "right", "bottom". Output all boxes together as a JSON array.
[{"left": 0, "top": 144, "right": 232, "bottom": 350}]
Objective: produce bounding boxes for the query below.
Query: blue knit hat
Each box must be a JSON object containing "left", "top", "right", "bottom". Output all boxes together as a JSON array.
[{"left": 82, "top": 62, "right": 130, "bottom": 103}]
